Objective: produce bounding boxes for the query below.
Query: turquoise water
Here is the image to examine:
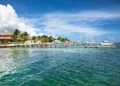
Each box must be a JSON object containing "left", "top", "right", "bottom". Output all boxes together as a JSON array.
[{"left": 0, "top": 48, "right": 120, "bottom": 86}]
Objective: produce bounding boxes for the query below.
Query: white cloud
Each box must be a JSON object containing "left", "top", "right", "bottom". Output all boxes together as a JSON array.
[
  {"left": 0, "top": 4, "right": 38, "bottom": 36},
  {"left": 40, "top": 11, "right": 119, "bottom": 37},
  {"left": 0, "top": 4, "right": 119, "bottom": 40},
  {"left": 44, "top": 11, "right": 120, "bottom": 22}
]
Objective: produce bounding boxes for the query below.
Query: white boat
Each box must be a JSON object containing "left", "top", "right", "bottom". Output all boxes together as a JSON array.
[{"left": 98, "top": 40, "right": 116, "bottom": 48}]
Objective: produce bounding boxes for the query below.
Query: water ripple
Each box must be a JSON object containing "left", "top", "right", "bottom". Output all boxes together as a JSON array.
[{"left": 0, "top": 48, "right": 120, "bottom": 86}]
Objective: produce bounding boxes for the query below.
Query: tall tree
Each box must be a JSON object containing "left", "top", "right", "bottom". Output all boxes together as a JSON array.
[
  {"left": 18, "top": 32, "right": 29, "bottom": 42},
  {"left": 22, "top": 32, "right": 29, "bottom": 41},
  {"left": 48, "top": 36, "right": 54, "bottom": 42},
  {"left": 32, "top": 36, "right": 36, "bottom": 40},
  {"left": 57, "top": 37, "right": 69, "bottom": 42},
  {"left": 12, "top": 29, "right": 20, "bottom": 43},
  {"left": 41, "top": 35, "right": 48, "bottom": 42},
  {"left": 57, "top": 37, "right": 62, "bottom": 40},
  {"left": 36, "top": 36, "right": 41, "bottom": 40}
]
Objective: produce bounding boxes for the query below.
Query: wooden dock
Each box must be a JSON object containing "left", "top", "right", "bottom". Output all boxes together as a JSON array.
[{"left": 0, "top": 43, "right": 116, "bottom": 48}]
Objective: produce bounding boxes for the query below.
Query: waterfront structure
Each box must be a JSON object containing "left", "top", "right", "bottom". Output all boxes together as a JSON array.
[
  {"left": 65, "top": 40, "right": 74, "bottom": 44},
  {"left": 0, "top": 32, "right": 12, "bottom": 39},
  {"left": 25, "top": 40, "right": 42, "bottom": 44},
  {"left": 0, "top": 32, "right": 12, "bottom": 44},
  {"left": 0, "top": 32, "right": 116, "bottom": 48},
  {"left": 0, "top": 41, "right": 116, "bottom": 48},
  {"left": 54, "top": 40, "right": 61, "bottom": 44},
  {"left": 79, "top": 40, "right": 116, "bottom": 48}
]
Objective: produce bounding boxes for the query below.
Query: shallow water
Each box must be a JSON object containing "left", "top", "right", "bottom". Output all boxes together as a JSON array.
[{"left": 0, "top": 48, "right": 120, "bottom": 86}]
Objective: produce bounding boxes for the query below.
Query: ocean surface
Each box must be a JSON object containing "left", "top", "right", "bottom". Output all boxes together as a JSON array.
[{"left": 0, "top": 45, "right": 120, "bottom": 86}]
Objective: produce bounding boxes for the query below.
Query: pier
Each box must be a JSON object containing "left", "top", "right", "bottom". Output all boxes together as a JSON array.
[{"left": 0, "top": 42, "right": 116, "bottom": 48}]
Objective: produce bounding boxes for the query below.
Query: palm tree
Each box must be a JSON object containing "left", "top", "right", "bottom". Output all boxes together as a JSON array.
[
  {"left": 32, "top": 36, "right": 36, "bottom": 40},
  {"left": 35, "top": 36, "right": 40, "bottom": 40},
  {"left": 18, "top": 32, "right": 29, "bottom": 42},
  {"left": 57, "top": 37, "right": 62, "bottom": 40},
  {"left": 12, "top": 29, "right": 20, "bottom": 43},
  {"left": 57, "top": 37, "right": 69, "bottom": 42},
  {"left": 48, "top": 36, "right": 54, "bottom": 42},
  {"left": 40, "top": 35, "right": 48, "bottom": 42},
  {"left": 22, "top": 32, "right": 29, "bottom": 41}
]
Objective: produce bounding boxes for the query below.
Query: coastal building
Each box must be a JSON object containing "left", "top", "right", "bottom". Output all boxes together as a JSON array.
[
  {"left": 0, "top": 32, "right": 12, "bottom": 39},
  {"left": 0, "top": 32, "right": 12, "bottom": 44},
  {"left": 54, "top": 40, "right": 61, "bottom": 44},
  {"left": 25, "top": 40, "right": 42, "bottom": 44}
]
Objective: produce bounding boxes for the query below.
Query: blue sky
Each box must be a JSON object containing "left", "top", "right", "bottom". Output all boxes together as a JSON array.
[{"left": 0, "top": 0, "right": 120, "bottom": 42}]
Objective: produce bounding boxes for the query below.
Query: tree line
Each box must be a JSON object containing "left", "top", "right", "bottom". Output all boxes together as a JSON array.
[
  {"left": 12, "top": 29, "right": 70, "bottom": 43},
  {"left": 31, "top": 35, "right": 70, "bottom": 42}
]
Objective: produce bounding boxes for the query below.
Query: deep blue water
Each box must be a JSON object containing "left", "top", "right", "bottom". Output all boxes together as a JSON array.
[{"left": 0, "top": 47, "right": 120, "bottom": 86}]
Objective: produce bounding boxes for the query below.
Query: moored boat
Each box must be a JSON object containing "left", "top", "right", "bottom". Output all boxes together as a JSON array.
[{"left": 97, "top": 40, "right": 116, "bottom": 48}]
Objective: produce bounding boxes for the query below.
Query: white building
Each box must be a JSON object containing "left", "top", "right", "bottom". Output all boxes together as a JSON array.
[{"left": 25, "top": 40, "right": 42, "bottom": 44}]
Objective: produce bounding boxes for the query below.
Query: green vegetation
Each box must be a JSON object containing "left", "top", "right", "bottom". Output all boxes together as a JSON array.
[
  {"left": 11, "top": 29, "right": 29, "bottom": 43},
  {"left": 0, "top": 39, "right": 11, "bottom": 44},
  {"left": 57, "top": 37, "right": 70, "bottom": 42},
  {"left": 0, "top": 29, "right": 70, "bottom": 44},
  {"left": 11, "top": 29, "right": 21, "bottom": 42},
  {"left": 32, "top": 35, "right": 55, "bottom": 42},
  {"left": 12, "top": 29, "right": 70, "bottom": 43},
  {"left": 31, "top": 35, "right": 70, "bottom": 42},
  {"left": 18, "top": 32, "right": 29, "bottom": 42}
]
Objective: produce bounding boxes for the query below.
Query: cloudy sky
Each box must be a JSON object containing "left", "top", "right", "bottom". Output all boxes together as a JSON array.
[{"left": 0, "top": 0, "right": 120, "bottom": 42}]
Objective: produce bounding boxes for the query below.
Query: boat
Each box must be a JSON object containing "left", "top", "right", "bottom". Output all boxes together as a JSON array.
[{"left": 97, "top": 40, "right": 116, "bottom": 48}]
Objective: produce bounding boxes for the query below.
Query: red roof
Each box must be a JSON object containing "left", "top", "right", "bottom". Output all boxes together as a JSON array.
[
  {"left": 0, "top": 32, "right": 12, "bottom": 35},
  {"left": 0, "top": 37, "right": 12, "bottom": 39}
]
